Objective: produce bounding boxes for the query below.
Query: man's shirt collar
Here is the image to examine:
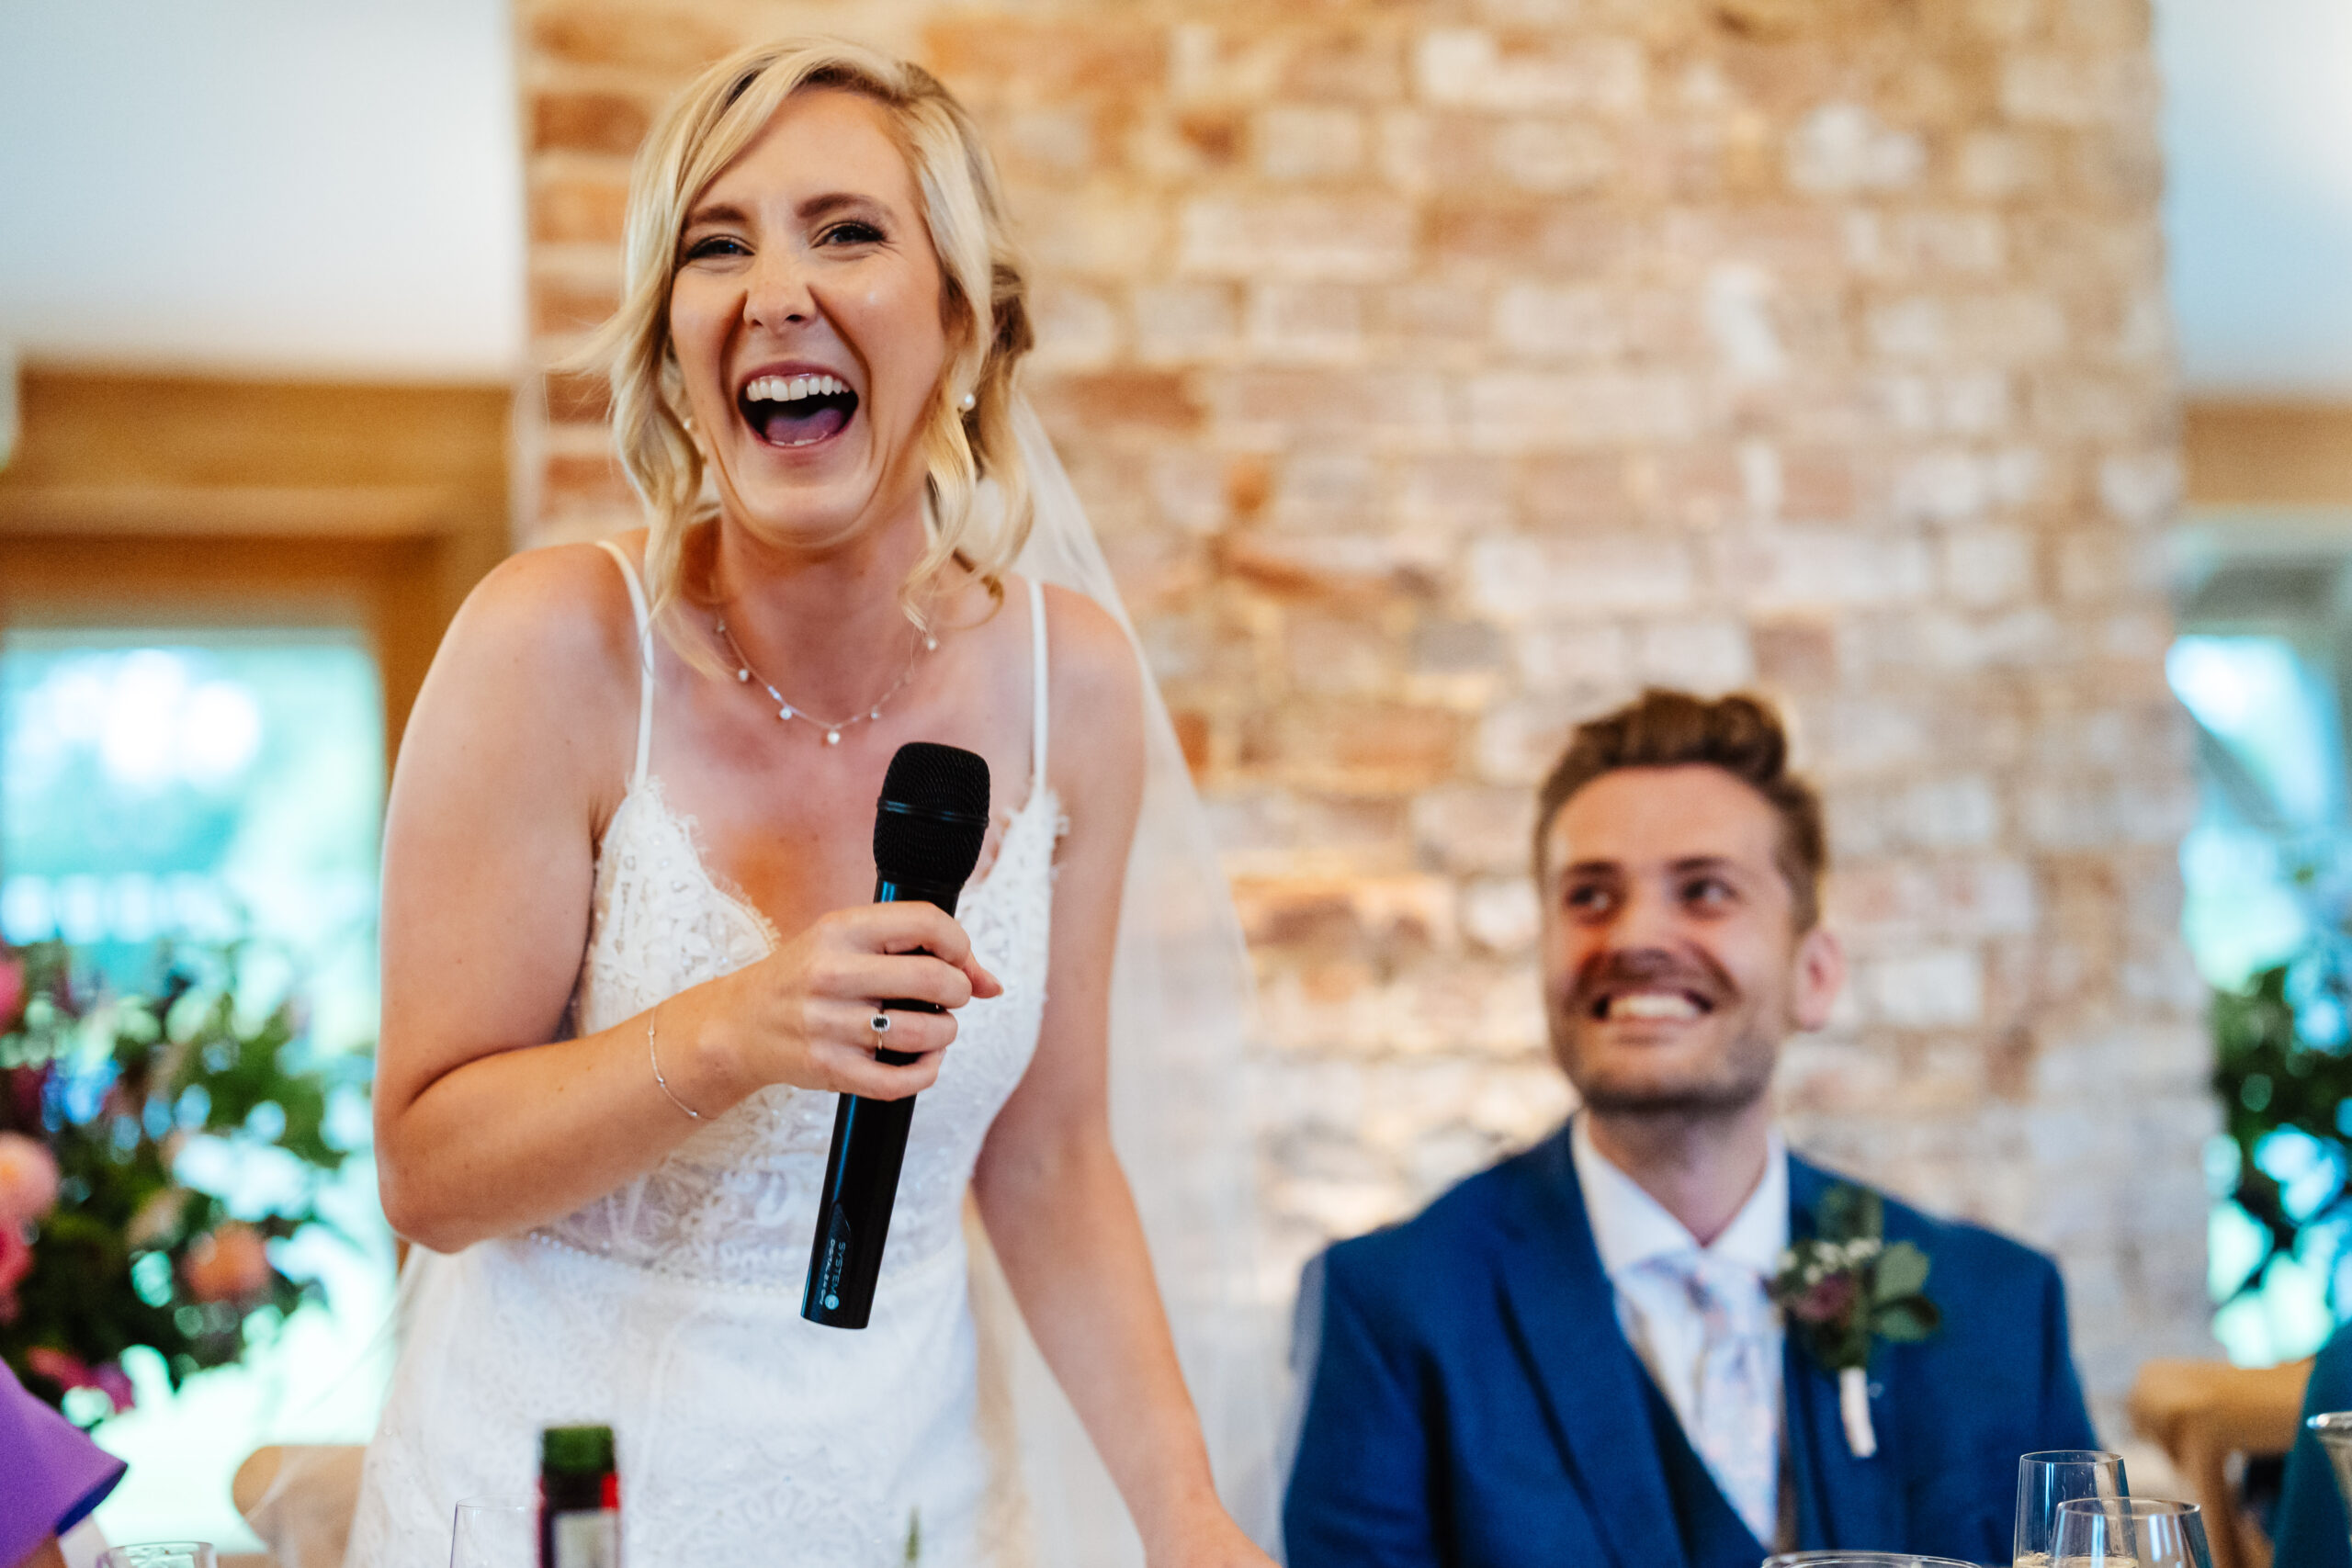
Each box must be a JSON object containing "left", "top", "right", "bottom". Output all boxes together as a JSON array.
[{"left": 1570, "top": 1111, "right": 1789, "bottom": 1282}]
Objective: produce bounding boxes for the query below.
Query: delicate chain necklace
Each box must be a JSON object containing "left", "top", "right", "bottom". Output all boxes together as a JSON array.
[{"left": 713, "top": 614, "right": 936, "bottom": 746}]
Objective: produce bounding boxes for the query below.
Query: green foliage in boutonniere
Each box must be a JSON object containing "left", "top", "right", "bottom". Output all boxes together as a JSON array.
[{"left": 1770, "top": 1182, "right": 1941, "bottom": 1373}]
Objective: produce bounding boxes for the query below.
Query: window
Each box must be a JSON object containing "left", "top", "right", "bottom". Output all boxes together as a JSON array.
[
  {"left": 2, "top": 623, "right": 395, "bottom": 1548},
  {"left": 2171, "top": 536, "right": 2352, "bottom": 1365},
  {"left": 0, "top": 368, "right": 504, "bottom": 1543}
]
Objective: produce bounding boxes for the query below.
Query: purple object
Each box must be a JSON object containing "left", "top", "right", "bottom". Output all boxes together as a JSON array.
[{"left": 0, "top": 1359, "right": 127, "bottom": 1568}]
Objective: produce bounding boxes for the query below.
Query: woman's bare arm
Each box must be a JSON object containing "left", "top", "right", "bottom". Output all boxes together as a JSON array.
[
  {"left": 372, "top": 545, "right": 990, "bottom": 1252},
  {"left": 973, "top": 590, "right": 1270, "bottom": 1568}
]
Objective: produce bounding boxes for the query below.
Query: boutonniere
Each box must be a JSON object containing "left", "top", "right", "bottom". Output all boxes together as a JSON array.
[{"left": 1767, "top": 1182, "right": 1940, "bottom": 1459}]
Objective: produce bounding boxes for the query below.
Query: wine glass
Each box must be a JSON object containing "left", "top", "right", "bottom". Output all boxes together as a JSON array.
[
  {"left": 98, "top": 1547, "right": 216, "bottom": 1568},
  {"left": 2052, "top": 1496, "right": 2215, "bottom": 1568},
  {"left": 450, "top": 1495, "right": 537, "bottom": 1568},
  {"left": 2309, "top": 1412, "right": 2352, "bottom": 1555},
  {"left": 2014, "top": 1449, "right": 2129, "bottom": 1567},
  {"left": 1763, "top": 1554, "right": 1985, "bottom": 1565}
]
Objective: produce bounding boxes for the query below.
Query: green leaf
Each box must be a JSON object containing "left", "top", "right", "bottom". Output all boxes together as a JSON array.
[
  {"left": 1853, "top": 1187, "right": 1883, "bottom": 1240},
  {"left": 1872, "top": 1298, "right": 1941, "bottom": 1343},
  {"left": 1818, "top": 1184, "right": 1864, "bottom": 1240},
  {"left": 1816, "top": 1182, "right": 1885, "bottom": 1245},
  {"left": 1872, "top": 1241, "right": 1931, "bottom": 1303}
]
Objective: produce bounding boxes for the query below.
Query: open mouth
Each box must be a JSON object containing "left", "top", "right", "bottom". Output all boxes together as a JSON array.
[
  {"left": 1588, "top": 988, "right": 1714, "bottom": 1022},
  {"left": 739, "top": 372, "right": 858, "bottom": 447}
]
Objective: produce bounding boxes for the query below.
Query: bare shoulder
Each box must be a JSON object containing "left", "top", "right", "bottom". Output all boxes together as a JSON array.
[
  {"left": 1036, "top": 582, "right": 1143, "bottom": 821},
  {"left": 444, "top": 536, "right": 642, "bottom": 693},
  {"left": 396, "top": 536, "right": 645, "bottom": 794},
  {"left": 1038, "top": 581, "right": 1140, "bottom": 727}
]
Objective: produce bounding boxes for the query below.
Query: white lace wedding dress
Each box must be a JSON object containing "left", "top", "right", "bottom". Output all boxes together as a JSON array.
[{"left": 345, "top": 545, "right": 1059, "bottom": 1568}]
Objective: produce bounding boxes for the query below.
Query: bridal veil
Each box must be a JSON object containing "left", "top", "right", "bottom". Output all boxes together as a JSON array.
[{"left": 984, "top": 397, "right": 1281, "bottom": 1563}]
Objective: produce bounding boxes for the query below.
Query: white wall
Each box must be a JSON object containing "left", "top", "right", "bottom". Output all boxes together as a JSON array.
[
  {"left": 0, "top": 0, "right": 525, "bottom": 379},
  {"left": 2157, "top": 0, "right": 2352, "bottom": 396},
  {"left": 0, "top": 0, "right": 2343, "bottom": 394}
]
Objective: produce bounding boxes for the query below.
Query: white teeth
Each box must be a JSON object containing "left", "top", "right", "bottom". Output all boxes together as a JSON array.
[
  {"left": 742, "top": 373, "right": 849, "bottom": 404},
  {"left": 1609, "top": 991, "right": 1701, "bottom": 1021}
]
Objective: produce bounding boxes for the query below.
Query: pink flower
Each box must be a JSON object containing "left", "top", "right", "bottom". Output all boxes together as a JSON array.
[
  {"left": 26, "top": 1348, "right": 135, "bottom": 1413},
  {"left": 182, "top": 1223, "right": 273, "bottom": 1303},
  {"left": 0, "top": 956, "right": 22, "bottom": 1032},
  {"left": 0, "top": 1224, "right": 30, "bottom": 1322},
  {"left": 1788, "top": 1271, "right": 1859, "bottom": 1325},
  {"left": 0, "top": 1132, "right": 60, "bottom": 1230}
]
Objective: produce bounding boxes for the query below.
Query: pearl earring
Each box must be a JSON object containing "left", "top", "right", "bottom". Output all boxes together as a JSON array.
[{"left": 958, "top": 391, "right": 977, "bottom": 412}]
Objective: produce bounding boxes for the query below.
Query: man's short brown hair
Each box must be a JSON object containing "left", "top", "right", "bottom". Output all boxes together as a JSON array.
[{"left": 1533, "top": 688, "right": 1828, "bottom": 930}]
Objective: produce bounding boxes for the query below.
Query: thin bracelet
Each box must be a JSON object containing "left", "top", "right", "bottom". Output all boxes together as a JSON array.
[{"left": 648, "top": 1003, "right": 703, "bottom": 1121}]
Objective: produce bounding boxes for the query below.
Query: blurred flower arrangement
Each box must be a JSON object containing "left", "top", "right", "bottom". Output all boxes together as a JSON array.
[
  {"left": 2201, "top": 944, "right": 2352, "bottom": 1316},
  {"left": 2210, "top": 849, "right": 2352, "bottom": 1314},
  {"left": 0, "top": 938, "right": 368, "bottom": 1423}
]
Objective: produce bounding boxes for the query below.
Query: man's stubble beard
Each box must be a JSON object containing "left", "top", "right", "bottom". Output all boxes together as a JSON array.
[
  {"left": 1548, "top": 941, "right": 1782, "bottom": 1122},
  {"left": 1548, "top": 1001, "right": 1781, "bottom": 1122}
]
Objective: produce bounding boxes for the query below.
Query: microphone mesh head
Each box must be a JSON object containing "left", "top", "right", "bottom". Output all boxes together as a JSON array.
[{"left": 873, "top": 742, "right": 991, "bottom": 887}]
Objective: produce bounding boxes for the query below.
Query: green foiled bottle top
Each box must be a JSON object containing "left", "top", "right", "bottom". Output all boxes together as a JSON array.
[{"left": 541, "top": 1425, "right": 616, "bottom": 1476}]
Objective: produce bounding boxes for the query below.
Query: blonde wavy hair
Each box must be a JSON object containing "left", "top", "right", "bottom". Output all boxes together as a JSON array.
[{"left": 579, "top": 38, "right": 1035, "bottom": 647}]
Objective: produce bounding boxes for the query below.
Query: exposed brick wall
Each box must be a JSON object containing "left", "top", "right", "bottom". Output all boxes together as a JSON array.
[{"left": 518, "top": 0, "right": 2207, "bottom": 1427}]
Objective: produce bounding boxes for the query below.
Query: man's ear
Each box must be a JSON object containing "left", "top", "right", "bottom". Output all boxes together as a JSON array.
[{"left": 1789, "top": 922, "right": 1845, "bottom": 1032}]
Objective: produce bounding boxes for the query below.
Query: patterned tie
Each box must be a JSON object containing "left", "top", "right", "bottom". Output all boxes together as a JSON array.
[{"left": 1657, "top": 1250, "right": 1780, "bottom": 1548}]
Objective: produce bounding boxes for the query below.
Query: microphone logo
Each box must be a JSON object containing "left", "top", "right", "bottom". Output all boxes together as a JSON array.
[{"left": 817, "top": 1210, "right": 854, "bottom": 1312}]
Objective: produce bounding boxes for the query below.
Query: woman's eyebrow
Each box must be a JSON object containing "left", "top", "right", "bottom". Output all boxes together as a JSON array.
[
  {"left": 797, "top": 191, "right": 889, "bottom": 222},
  {"left": 682, "top": 199, "right": 749, "bottom": 231}
]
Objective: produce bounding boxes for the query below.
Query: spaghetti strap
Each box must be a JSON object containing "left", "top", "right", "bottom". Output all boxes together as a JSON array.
[
  {"left": 594, "top": 539, "right": 655, "bottom": 790},
  {"left": 1027, "top": 576, "right": 1048, "bottom": 795}
]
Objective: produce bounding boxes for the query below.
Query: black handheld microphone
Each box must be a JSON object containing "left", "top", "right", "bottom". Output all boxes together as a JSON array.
[{"left": 802, "top": 741, "right": 990, "bottom": 1330}]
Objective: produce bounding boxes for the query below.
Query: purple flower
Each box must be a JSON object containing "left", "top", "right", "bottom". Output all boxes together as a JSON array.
[
  {"left": 6, "top": 1065, "right": 47, "bottom": 1133},
  {"left": 1787, "top": 1271, "right": 1858, "bottom": 1325}
]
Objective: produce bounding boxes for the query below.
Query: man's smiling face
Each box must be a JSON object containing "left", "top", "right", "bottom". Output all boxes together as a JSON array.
[{"left": 1537, "top": 764, "right": 1842, "bottom": 1119}]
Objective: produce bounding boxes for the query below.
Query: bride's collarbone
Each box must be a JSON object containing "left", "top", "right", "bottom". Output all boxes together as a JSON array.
[{"left": 644, "top": 754, "right": 1016, "bottom": 939}]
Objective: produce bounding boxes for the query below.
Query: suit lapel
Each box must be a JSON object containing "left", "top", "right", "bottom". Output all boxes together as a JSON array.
[
  {"left": 1784, "top": 1158, "right": 1907, "bottom": 1551},
  {"left": 1492, "top": 1130, "right": 1691, "bottom": 1568}
]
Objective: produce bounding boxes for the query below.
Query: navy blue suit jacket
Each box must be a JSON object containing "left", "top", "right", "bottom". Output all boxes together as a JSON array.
[
  {"left": 1283, "top": 1124, "right": 2098, "bottom": 1568},
  {"left": 2273, "top": 1321, "right": 2352, "bottom": 1568}
]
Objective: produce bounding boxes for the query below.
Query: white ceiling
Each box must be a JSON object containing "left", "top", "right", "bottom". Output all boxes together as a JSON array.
[
  {"left": 2156, "top": 0, "right": 2352, "bottom": 396},
  {"left": 0, "top": 0, "right": 524, "bottom": 379},
  {"left": 0, "top": 0, "right": 2342, "bottom": 394}
]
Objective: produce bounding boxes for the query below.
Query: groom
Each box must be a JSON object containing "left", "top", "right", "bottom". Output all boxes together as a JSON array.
[{"left": 1283, "top": 689, "right": 2098, "bottom": 1567}]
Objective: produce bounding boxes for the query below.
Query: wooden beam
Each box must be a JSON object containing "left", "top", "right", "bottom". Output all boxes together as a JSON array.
[
  {"left": 2184, "top": 400, "right": 2352, "bottom": 509},
  {"left": 0, "top": 532, "right": 447, "bottom": 754},
  {"left": 0, "top": 367, "right": 516, "bottom": 762},
  {"left": 0, "top": 368, "right": 509, "bottom": 499}
]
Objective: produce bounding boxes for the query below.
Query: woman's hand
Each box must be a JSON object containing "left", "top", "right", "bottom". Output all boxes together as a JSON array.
[{"left": 705, "top": 900, "right": 1001, "bottom": 1102}]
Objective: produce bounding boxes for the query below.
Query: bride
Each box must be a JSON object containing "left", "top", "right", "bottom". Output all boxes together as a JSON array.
[{"left": 345, "top": 37, "right": 1272, "bottom": 1568}]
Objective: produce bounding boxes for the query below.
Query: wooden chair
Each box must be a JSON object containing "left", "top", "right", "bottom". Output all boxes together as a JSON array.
[
  {"left": 231, "top": 1445, "right": 368, "bottom": 1568},
  {"left": 2129, "top": 1357, "right": 2313, "bottom": 1568}
]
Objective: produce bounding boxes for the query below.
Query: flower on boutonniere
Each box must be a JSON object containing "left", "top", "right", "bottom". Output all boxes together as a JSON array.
[{"left": 1767, "top": 1182, "right": 1939, "bottom": 1460}]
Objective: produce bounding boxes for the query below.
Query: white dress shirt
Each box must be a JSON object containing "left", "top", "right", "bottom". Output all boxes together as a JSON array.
[{"left": 1570, "top": 1113, "right": 1790, "bottom": 1540}]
